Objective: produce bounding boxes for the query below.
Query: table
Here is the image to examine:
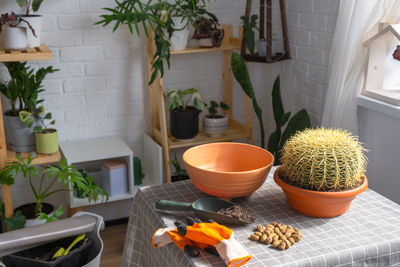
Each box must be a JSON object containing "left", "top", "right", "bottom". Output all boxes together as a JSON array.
[{"left": 121, "top": 167, "right": 400, "bottom": 267}]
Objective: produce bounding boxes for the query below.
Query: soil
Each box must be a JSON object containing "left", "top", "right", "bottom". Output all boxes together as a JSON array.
[
  {"left": 41, "top": 128, "right": 57, "bottom": 134},
  {"left": 205, "top": 115, "right": 225, "bottom": 119},
  {"left": 15, "top": 203, "right": 54, "bottom": 219},
  {"left": 218, "top": 205, "right": 255, "bottom": 223},
  {"left": 171, "top": 175, "right": 190, "bottom": 183},
  {"left": 173, "top": 106, "right": 199, "bottom": 113}
]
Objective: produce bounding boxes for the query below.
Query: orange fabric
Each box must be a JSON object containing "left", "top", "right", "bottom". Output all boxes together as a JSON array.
[
  {"left": 183, "top": 222, "right": 233, "bottom": 246},
  {"left": 152, "top": 228, "right": 162, "bottom": 249},
  {"left": 167, "top": 229, "right": 195, "bottom": 250},
  {"left": 227, "top": 255, "right": 252, "bottom": 267}
]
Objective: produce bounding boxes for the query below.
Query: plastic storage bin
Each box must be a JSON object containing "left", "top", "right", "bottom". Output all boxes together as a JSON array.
[{"left": 101, "top": 159, "right": 128, "bottom": 196}]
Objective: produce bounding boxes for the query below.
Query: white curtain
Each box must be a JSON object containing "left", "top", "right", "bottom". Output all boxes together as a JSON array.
[{"left": 321, "top": 0, "right": 400, "bottom": 134}]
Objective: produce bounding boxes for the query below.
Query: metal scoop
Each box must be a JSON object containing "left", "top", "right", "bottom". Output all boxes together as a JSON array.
[{"left": 155, "top": 198, "right": 254, "bottom": 225}]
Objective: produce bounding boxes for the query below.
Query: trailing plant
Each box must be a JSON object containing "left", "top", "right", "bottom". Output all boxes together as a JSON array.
[
  {"left": 0, "top": 12, "right": 36, "bottom": 36},
  {"left": 166, "top": 88, "right": 205, "bottom": 112},
  {"left": 19, "top": 108, "right": 55, "bottom": 133},
  {"left": 231, "top": 52, "right": 265, "bottom": 148},
  {"left": 97, "top": 0, "right": 217, "bottom": 85},
  {"left": 16, "top": 0, "right": 45, "bottom": 16},
  {"left": 267, "top": 76, "right": 311, "bottom": 165},
  {"left": 192, "top": 17, "right": 224, "bottom": 47},
  {"left": 0, "top": 62, "right": 58, "bottom": 118},
  {"left": 205, "top": 100, "right": 229, "bottom": 118},
  {"left": 241, "top": 14, "right": 258, "bottom": 55},
  {"left": 280, "top": 128, "right": 367, "bottom": 192},
  {"left": 0, "top": 155, "right": 108, "bottom": 224}
]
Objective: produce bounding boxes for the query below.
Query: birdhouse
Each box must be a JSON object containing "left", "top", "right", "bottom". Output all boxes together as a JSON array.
[{"left": 362, "top": 24, "right": 400, "bottom": 106}]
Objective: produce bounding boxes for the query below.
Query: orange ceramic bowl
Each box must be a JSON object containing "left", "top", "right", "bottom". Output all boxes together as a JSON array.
[{"left": 183, "top": 142, "right": 274, "bottom": 199}]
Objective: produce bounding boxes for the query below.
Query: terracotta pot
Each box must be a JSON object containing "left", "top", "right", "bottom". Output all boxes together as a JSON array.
[
  {"left": 274, "top": 166, "right": 368, "bottom": 218},
  {"left": 183, "top": 142, "right": 274, "bottom": 200}
]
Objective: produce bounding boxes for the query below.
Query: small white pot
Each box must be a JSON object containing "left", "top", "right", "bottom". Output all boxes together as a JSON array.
[
  {"left": 204, "top": 115, "right": 228, "bottom": 137},
  {"left": 2, "top": 26, "right": 28, "bottom": 51},
  {"left": 197, "top": 38, "right": 213, "bottom": 48},
  {"left": 257, "top": 39, "right": 267, "bottom": 57},
  {"left": 170, "top": 17, "right": 189, "bottom": 51},
  {"left": 20, "top": 15, "right": 42, "bottom": 48}
]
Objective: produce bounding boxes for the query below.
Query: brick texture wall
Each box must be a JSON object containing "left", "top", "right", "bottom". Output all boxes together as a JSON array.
[{"left": 0, "top": 0, "right": 338, "bottom": 220}]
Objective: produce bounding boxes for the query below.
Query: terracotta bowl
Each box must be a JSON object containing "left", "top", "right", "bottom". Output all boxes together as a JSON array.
[
  {"left": 274, "top": 166, "right": 368, "bottom": 218},
  {"left": 183, "top": 142, "right": 274, "bottom": 199}
]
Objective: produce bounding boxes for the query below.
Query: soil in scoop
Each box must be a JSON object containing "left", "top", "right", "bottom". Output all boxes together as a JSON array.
[{"left": 218, "top": 205, "right": 255, "bottom": 223}]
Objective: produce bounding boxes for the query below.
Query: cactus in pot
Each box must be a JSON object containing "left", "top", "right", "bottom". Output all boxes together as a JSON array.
[{"left": 274, "top": 128, "right": 368, "bottom": 218}]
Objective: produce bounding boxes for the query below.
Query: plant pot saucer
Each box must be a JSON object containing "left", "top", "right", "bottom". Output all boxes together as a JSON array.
[
  {"left": 9, "top": 144, "right": 35, "bottom": 153},
  {"left": 173, "top": 137, "right": 195, "bottom": 142},
  {"left": 274, "top": 166, "right": 368, "bottom": 218}
]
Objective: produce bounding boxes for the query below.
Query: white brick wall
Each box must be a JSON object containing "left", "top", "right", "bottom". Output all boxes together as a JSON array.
[{"left": 0, "top": 0, "right": 338, "bottom": 220}]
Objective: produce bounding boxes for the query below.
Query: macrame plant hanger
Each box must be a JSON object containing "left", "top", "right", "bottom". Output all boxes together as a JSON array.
[{"left": 241, "top": 0, "right": 291, "bottom": 63}]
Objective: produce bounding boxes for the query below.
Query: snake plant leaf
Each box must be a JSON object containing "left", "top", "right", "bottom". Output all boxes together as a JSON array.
[
  {"left": 272, "top": 76, "right": 284, "bottom": 128},
  {"left": 281, "top": 112, "right": 291, "bottom": 127},
  {"left": 32, "top": 0, "right": 44, "bottom": 11},
  {"left": 267, "top": 130, "right": 279, "bottom": 154},
  {"left": 279, "top": 109, "right": 311, "bottom": 150}
]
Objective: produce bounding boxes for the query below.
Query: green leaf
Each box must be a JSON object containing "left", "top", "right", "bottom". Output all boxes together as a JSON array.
[
  {"left": 267, "top": 130, "right": 279, "bottom": 155},
  {"left": 32, "top": 0, "right": 44, "bottom": 11},
  {"left": 16, "top": 0, "right": 28, "bottom": 7},
  {"left": 44, "top": 112, "right": 52, "bottom": 120},
  {"left": 50, "top": 120, "right": 56, "bottom": 125},
  {"left": 281, "top": 112, "right": 291, "bottom": 127},
  {"left": 272, "top": 76, "right": 284, "bottom": 128},
  {"left": 4, "top": 210, "right": 26, "bottom": 230},
  {"left": 34, "top": 125, "right": 43, "bottom": 133},
  {"left": 220, "top": 102, "right": 230, "bottom": 111},
  {"left": 182, "top": 88, "right": 198, "bottom": 95}
]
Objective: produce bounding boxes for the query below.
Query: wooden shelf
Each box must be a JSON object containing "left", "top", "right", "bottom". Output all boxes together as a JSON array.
[
  {"left": 6, "top": 149, "right": 61, "bottom": 165},
  {"left": 0, "top": 44, "right": 52, "bottom": 62},
  {"left": 171, "top": 43, "right": 240, "bottom": 55},
  {"left": 168, "top": 124, "right": 251, "bottom": 149}
]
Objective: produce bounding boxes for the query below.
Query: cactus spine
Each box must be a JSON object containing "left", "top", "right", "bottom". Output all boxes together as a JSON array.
[{"left": 281, "top": 128, "right": 367, "bottom": 191}]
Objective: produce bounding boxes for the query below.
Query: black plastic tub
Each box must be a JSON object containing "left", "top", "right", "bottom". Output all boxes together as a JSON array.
[{"left": 4, "top": 235, "right": 92, "bottom": 267}]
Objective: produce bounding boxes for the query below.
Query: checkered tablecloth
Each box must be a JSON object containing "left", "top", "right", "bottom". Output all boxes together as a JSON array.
[{"left": 121, "top": 167, "right": 400, "bottom": 267}]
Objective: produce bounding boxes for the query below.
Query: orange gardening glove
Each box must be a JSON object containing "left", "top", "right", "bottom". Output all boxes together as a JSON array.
[
  {"left": 152, "top": 227, "right": 216, "bottom": 257},
  {"left": 176, "top": 222, "right": 251, "bottom": 267}
]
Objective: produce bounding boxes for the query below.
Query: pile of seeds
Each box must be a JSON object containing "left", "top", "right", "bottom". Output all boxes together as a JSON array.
[
  {"left": 218, "top": 205, "right": 255, "bottom": 223},
  {"left": 250, "top": 222, "right": 302, "bottom": 250}
]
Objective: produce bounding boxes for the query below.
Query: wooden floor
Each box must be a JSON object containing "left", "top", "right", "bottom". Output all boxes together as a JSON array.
[{"left": 100, "top": 223, "right": 127, "bottom": 267}]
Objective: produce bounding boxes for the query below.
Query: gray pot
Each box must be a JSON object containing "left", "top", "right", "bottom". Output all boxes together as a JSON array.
[
  {"left": 257, "top": 39, "right": 267, "bottom": 57},
  {"left": 3, "top": 111, "right": 39, "bottom": 152}
]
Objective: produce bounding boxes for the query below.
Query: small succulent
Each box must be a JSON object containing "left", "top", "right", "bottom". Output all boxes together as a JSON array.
[
  {"left": 280, "top": 128, "right": 367, "bottom": 192},
  {"left": 192, "top": 17, "right": 224, "bottom": 47}
]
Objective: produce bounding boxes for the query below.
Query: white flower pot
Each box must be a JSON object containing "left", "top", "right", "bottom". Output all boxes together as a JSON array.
[
  {"left": 170, "top": 17, "right": 189, "bottom": 51},
  {"left": 257, "top": 39, "right": 267, "bottom": 57},
  {"left": 204, "top": 115, "right": 228, "bottom": 137},
  {"left": 2, "top": 26, "right": 28, "bottom": 51},
  {"left": 20, "top": 15, "right": 42, "bottom": 48},
  {"left": 198, "top": 38, "right": 213, "bottom": 48}
]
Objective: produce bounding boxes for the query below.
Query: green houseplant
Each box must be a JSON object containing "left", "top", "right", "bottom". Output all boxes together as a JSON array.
[
  {"left": 96, "top": 0, "right": 217, "bottom": 85},
  {"left": 0, "top": 155, "right": 108, "bottom": 228},
  {"left": 274, "top": 128, "right": 368, "bottom": 218},
  {"left": 241, "top": 14, "right": 259, "bottom": 56},
  {"left": 171, "top": 154, "right": 189, "bottom": 182},
  {"left": 166, "top": 88, "right": 205, "bottom": 140},
  {"left": 203, "top": 100, "right": 230, "bottom": 137},
  {"left": 0, "top": 62, "right": 58, "bottom": 152},
  {"left": 192, "top": 17, "right": 224, "bottom": 48}
]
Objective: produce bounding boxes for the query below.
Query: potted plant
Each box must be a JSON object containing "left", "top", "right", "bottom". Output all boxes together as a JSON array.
[
  {"left": 1, "top": 155, "right": 108, "bottom": 228},
  {"left": 203, "top": 100, "right": 230, "bottom": 137},
  {"left": 0, "top": 12, "right": 36, "bottom": 50},
  {"left": 15, "top": 0, "right": 45, "bottom": 47},
  {"left": 192, "top": 17, "right": 224, "bottom": 48},
  {"left": 171, "top": 154, "right": 189, "bottom": 182},
  {"left": 274, "top": 128, "right": 368, "bottom": 218},
  {"left": 20, "top": 109, "right": 58, "bottom": 154},
  {"left": 0, "top": 62, "right": 58, "bottom": 152},
  {"left": 166, "top": 88, "right": 205, "bottom": 140},
  {"left": 97, "top": 0, "right": 218, "bottom": 84}
]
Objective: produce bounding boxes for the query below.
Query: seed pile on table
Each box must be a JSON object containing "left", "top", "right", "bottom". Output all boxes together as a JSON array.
[{"left": 250, "top": 222, "right": 302, "bottom": 250}]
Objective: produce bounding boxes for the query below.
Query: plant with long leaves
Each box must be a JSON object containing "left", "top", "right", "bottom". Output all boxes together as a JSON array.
[
  {"left": 166, "top": 88, "right": 205, "bottom": 111},
  {"left": 231, "top": 52, "right": 265, "bottom": 148},
  {"left": 96, "top": 0, "right": 216, "bottom": 85},
  {"left": 1, "top": 155, "right": 108, "bottom": 224},
  {"left": 241, "top": 14, "right": 258, "bottom": 55},
  {"left": 267, "top": 76, "right": 311, "bottom": 165},
  {"left": 0, "top": 62, "right": 58, "bottom": 118},
  {"left": 16, "top": 0, "right": 45, "bottom": 16}
]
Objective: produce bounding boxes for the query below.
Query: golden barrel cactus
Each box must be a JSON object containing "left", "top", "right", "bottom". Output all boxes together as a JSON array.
[{"left": 280, "top": 128, "right": 367, "bottom": 191}]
